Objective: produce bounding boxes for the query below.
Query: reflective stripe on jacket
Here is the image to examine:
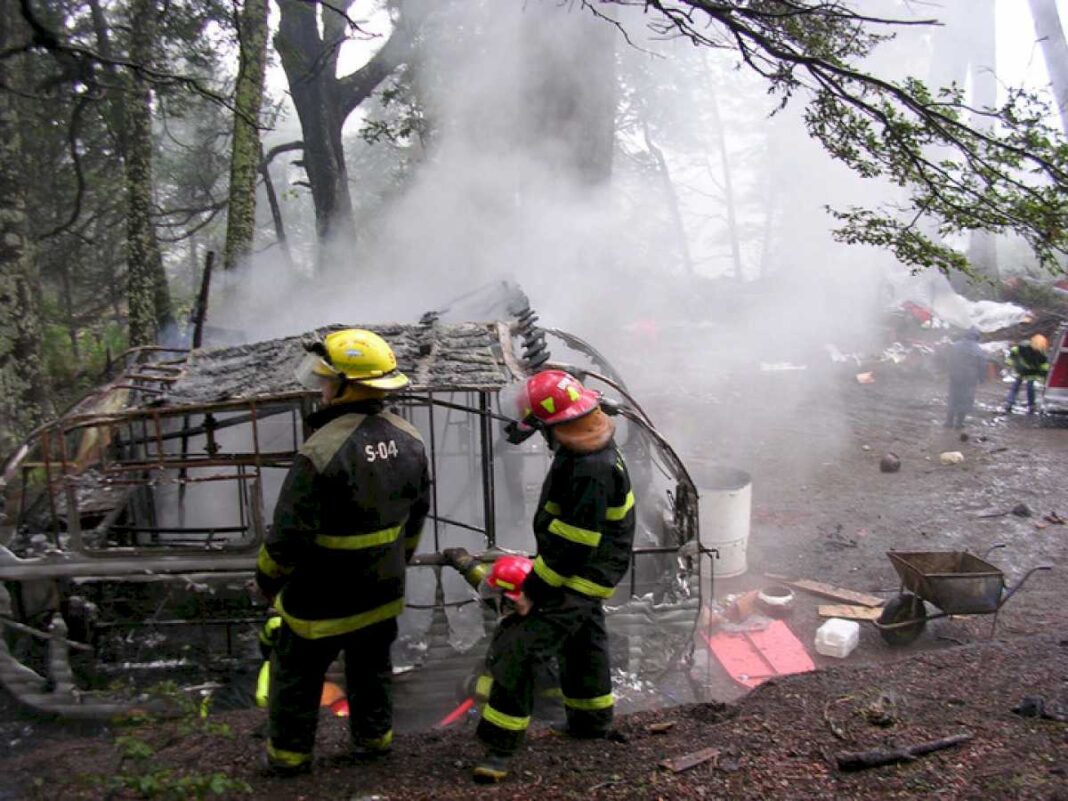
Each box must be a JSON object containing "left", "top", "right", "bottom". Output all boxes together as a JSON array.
[
  {"left": 1008, "top": 345, "right": 1049, "bottom": 379},
  {"left": 523, "top": 443, "right": 635, "bottom": 604},
  {"left": 255, "top": 399, "right": 430, "bottom": 638}
]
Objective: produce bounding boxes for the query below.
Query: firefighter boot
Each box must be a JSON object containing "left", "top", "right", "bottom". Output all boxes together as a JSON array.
[
  {"left": 350, "top": 730, "right": 393, "bottom": 760},
  {"left": 259, "top": 751, "right": 312, "bottom": 778},
  {"left": 472, "top": 750, "right": 512, "bottom": 783}
]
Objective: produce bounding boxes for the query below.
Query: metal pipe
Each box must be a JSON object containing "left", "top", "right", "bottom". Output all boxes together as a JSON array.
[
  {"left": 0, "top": 550, "right": 257, "bottom": 580},
  {"left": 427, "top": 514, "right": 486, "bottom": 536},
  {"left": 479, "top": 392, "right": 496, "bottom": 547},
  {"left": 93, "top": 616, "right": 263, "bottom": 629},
  {"left": 114, "top": 406, "right": 295, "bottom": 448},
  {"left": 98, "top": 452, "right": 295, "bottom": 472},
  {"left": 0, "top": 616, "right": 93, "bottom": 651},
  {"left": 108, "top": 525, "right": 247, "bottom": 534},
  {"left": 427, "top": 391, "right": 440, "bottom": 551}
]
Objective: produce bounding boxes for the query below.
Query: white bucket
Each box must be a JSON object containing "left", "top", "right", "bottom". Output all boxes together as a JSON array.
[{"left": 695, "top": 466, "right": 752, "bottom": 584}]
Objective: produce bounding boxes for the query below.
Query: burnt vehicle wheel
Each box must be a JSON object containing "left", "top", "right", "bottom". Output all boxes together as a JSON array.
[{"left": 878, "top": 592, "right": 926, "bottom": 646}]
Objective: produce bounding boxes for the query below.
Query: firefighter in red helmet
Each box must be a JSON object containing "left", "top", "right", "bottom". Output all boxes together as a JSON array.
[
  {"left": 471, "top": 369, "right": 636, "bottom": 783},
  {"left": 256, "top": 329, "right": 430, "bottom": 776}
]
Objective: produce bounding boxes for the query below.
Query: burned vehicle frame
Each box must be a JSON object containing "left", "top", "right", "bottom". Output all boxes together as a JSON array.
[{"left": 0, "top": 309, "right": 706, "bottom": 721}]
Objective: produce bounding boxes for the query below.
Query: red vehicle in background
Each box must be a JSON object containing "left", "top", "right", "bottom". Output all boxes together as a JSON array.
[{"left": 1042, "top": 323, "right": 1068, "bottom": 413}]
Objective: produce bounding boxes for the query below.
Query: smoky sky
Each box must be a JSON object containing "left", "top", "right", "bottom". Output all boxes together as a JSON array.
[{"left": 217, "top": 0, "right": 1054, "bottom": 401}]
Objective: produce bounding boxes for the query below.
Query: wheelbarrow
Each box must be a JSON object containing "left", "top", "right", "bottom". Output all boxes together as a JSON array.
[{"left": 875, "top": 545, "right": 1052, "bottom": 646}]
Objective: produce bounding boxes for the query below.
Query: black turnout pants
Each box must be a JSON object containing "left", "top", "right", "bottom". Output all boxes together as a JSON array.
[
  {"left": 268, "top": 617, "right": 397, "bottom": 758},
  {"left": 477, "top": 593, "right": 612, "bottom": 755}
]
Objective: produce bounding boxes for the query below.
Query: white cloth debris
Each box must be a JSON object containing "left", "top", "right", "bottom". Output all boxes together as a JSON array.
[
  {"left": 825, "top": 344, "right": 860, "bottom": 364},
  {"left": 883, "top": 270, "right": 1030, "bottom": 332}
]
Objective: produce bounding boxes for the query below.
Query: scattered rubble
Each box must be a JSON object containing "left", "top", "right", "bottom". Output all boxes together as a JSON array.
[
  {"left": 659, "top": 746, "right": 720, "bottom": 773},
  {"left": 1012, "top": 696, "right": 1068, "bottom": 722},
  {"left": 879, "top": 452, "right": 901, "bottom": 473}
]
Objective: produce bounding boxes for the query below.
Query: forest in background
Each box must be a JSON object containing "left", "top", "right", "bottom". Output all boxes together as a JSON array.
[{"left": 3, "top": 0, "right": 1068, "bottom": 452}]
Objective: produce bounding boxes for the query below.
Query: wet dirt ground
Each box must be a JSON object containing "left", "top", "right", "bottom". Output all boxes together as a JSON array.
[{"left": 1, "top": 356, "right": 1066, "bottom": 799}]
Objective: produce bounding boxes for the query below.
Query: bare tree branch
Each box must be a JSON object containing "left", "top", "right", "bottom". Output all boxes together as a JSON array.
[{"left": 37, "top": 94, "right": 91, "bottom": 241}]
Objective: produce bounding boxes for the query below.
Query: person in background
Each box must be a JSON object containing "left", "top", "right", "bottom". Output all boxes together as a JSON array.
[
  {"left": 256, "top": 329, "right": 430, "bottom": 777},
  {"left": 944, "top": 327, "right": 987, "bottom": 429},
  {"left": 470, "top": 370, "right": 636, "bottom": 783},
  {"left": 1004, "top": 334, "right": 1050, "bottom": 415}
]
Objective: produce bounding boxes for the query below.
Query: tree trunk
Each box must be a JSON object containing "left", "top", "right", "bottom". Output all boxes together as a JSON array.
[
  {"left": 59, "top": 262, "right": 80, "bottom": 361},
  {"left": 707, "top": 88, "right": 744, "bottom": 281},
  {"left": 641, "top": 120, "right": 693, "bottom": 276},
  {"left": 1030, "top": 0, "right": 1068, "bottom": 134},
  {"left": 0, "top": 2, "right": 49, "bottom": 450},
  {"left": 275, "top": 0, "right": 350, "bottom": 253},
  {"left": 88, "top": 0, "right": 126, "bottom": 158},
  {"left": 928, "top": 1, "right": 999, "bottom": 285},
  {"left": 966, "top": 0, "right": 999, "bottom": 283},
  {"left": 519, "top": 4, "right": 616, "bottom": 186},
  {"left": 222, "top": 0, "right": 269, "bottom": 272},
  {"left": 274, "top": 0, "right": 412, "bottom": 264},
  {"left": 260, "top": 144, "right": 295, "bottom": 268},
  {"left": 125, "top": 0, "right": 172, "bottom": 346}
]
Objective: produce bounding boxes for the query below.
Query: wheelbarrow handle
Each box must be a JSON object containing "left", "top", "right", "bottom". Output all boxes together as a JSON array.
[
  {"left": 1000, "top": 565, "right": 1053, "bottom": 607},
  {"left": 981, "top": 543, "right": 1006, "bottom": 560}
]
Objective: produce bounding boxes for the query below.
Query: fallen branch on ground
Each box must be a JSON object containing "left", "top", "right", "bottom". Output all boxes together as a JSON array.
[{"left": 835, "top": 732, "right": 973, "bottom": 771}]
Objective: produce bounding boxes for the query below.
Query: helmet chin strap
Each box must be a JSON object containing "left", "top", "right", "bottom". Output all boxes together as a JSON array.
[
  {"left": 320, "top": 376, "right": 344, "bottom": 404},
  {"left": 541, "top": 427, "right": 558, "bottom": 451}
]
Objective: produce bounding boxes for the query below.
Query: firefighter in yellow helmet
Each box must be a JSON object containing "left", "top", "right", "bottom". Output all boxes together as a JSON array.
[
  {"left": 1004, "top": 334, "right": 1050, "bottom": 415},
  {"left": 256, "top": 328, "right": 430, "bottom": 776}
]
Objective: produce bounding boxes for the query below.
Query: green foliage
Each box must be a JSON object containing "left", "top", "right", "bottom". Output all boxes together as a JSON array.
[
  {"left": 116, "top": 735, "right": 157, "bottom": 761},
  {"left": 360, "top": 83, "right": 428, "bottom": 147},
  {"left": 811, "top": 79, "right": 1068, "bottom": 275},
  {"left": 634, "top": 2, "right": 1068, "bottom": 276},
  {"left": 41, "top": 318, "right": 127, "bottom": 397},
  {"left": 88, "top": 682, "right": 248, "bottom": 800},
  {"left": 97, "top": 768, "right": 252, "bottom": 800}
]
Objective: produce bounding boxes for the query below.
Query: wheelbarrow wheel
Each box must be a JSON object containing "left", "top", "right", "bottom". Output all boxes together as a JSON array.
[{"left": 878, "top": 593, "right": 926, "bottom": 646}]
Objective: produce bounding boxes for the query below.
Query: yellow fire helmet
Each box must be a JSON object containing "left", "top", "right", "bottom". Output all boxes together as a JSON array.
[
  {"left": 1030, "top": 334, "right": 1049, "bottom": 354},
  {"left": 296, "top": 328, "right": 410, "bottom": 391}
]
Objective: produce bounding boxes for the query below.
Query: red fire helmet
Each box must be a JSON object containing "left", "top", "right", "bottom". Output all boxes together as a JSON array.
[
  {"left": 520, "top": 370, "right": 600, "bottom": 427},
  {"left": 486, "top": 555, "right": 534, "bottom": 600}
]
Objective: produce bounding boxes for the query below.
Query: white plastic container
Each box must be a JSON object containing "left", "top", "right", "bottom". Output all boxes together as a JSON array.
[
  {"left": 814, "top": 618, "right": 860, "bottom": 658},
  {"left": 695, "top": 466, "right": 752, "bottom": 585}
]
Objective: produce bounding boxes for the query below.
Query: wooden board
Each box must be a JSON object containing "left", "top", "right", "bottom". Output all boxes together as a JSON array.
[
  {"left": 659, "top": 747, "right": 720, "bottom": 773},
  {"left": 818, "top": 604, "right": 883, "bottom": 621},
  {"left": 765, "top": 574, "right": 885, "bottom": 608}
]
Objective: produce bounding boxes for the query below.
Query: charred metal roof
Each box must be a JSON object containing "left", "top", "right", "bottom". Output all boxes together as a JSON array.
[{"left": 161, "top": 322, "right": 519, "bottom": 406}]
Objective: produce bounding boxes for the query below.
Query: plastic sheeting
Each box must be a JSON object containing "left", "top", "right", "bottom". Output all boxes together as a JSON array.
[{"left": 883, "top": 270, "right": 1030, "bottom": 333}]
